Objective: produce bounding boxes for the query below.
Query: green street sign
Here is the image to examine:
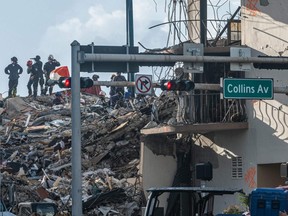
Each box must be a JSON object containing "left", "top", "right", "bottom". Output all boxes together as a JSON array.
[{"left": 223, "top": 78, "right": 274, "bottom": 99}]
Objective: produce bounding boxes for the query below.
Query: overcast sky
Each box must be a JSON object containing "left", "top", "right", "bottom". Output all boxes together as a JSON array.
[{"left": 0, "top": 0, "right": 239, "bottom": 97}]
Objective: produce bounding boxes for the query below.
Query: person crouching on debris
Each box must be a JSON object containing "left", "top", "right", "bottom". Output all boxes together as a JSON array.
[
  {"left": 4, "top": 56, "right": 23, "bottom": 98},
  {"left": 53, "top": 92, "right": 64, "bottom": 105}
]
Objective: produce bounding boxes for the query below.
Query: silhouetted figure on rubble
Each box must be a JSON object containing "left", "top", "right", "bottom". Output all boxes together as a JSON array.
[
  {"left": 26, "top": 60, "right": 34, "bottom": 97},
  {"left": 110, "top": 72, "right": 126, "bottom": 108},
  {"left": 43, "top": 54, "right": 60, "bottom": 95},
  {"left": 4, "top": 56, "right": 23, "bottom": 98},
  {"left": 29, "top": 55, "right": 43, "bottom": 99}
]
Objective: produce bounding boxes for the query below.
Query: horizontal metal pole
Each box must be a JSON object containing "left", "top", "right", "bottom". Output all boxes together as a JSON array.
[
  {"left": 94, "top": 81, "right": 288, "bottom": 94},
  {"left": 95, "top": 81, "right": 135, "bottom": 87},
  {"left": 274, "top": 86, "right": 288, "bottom": 94},
  {"left": 94, "top": 81, "right": 219, "bottom": 90},
  {"left": 84, "top": 53, "right": 288, "bottom": 64}
]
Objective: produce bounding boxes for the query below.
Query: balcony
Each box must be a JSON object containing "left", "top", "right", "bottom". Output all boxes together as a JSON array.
[{"left": 141, "top": 92, "right": 248, "bottom": 135}]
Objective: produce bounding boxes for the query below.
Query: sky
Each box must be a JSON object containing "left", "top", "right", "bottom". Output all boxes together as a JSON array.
[{"left": 0, "top": 0, "right": 239, "bottom": 97}]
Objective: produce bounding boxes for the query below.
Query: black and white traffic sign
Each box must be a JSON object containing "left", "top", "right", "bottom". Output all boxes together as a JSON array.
[{"left": 135, "top": 74, "right": 152, "bottom": 95}]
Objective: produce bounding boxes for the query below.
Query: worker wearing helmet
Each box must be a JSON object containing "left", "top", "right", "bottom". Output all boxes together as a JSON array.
[
  {"left": 32, "top": 55, "right": 45, "bottom": 95},
  {"left": 29, "top": 55, "right": 43, "bottom": 99},
  {"left": 26, "top": 60, "right": 34, "bottom": 97},
  {"left": 4, "top": 56, "right": 23, "bottom": 98},
  {"left": 43, "top": 55, "right": 60, "bottom": 95},
  {"left": 109, "top": 72, "right": 126, "bottom": 108}
]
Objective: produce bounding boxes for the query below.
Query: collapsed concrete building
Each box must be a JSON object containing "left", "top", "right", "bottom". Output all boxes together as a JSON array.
[{"left": 0, "top": 92, "right": 178, "bottom": 215}]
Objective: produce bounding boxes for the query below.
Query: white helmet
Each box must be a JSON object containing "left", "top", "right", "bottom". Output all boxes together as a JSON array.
[{"left": 48, "top": 55, "right": 54, "bottom": 60}]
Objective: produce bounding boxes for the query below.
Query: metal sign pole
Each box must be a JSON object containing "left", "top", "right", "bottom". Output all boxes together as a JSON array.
[
  {"left": 71, "top": 40, "right": 83, "bottom": 216},
  {"left": 126, "top": 0, "right": 135, "bottom": 96}
]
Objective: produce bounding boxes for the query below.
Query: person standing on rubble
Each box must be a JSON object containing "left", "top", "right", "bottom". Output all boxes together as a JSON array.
[
  {"left": 4, "top": 56, "right": 23, "bottom": 98},
  {"left": 31, "top": 55, "right": 45, "bottom": 95},
  {"left": 30, "top": 55, "right": 43, "bottom": 99},
  {"left": 26, "top": 60, "right": 34, "bottom": 97},
  {"left": 113, "top": 72, "right": 126, "bottom": 94},
  {"left": 109, "top": 74, "right": 116, "bottom": 97},
  {"left": 108, "top": 74, "right": 116, "bottom": 107},
  {"left": 110, "top": 72, "right": 127, "bottom": 108},
  {"left": 43, "top": 54, "right": 61, "bottom": 95},
  {"left": 81, "top": 74, "right": 101, "bottom": 96}
]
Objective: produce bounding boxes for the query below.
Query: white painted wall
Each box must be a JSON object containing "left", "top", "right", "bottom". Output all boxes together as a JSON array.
[
  {"left": 141, "top": 0, "right": 288, "bottom": 214},
  {"left": 209, "top": 0, "right": 288, "bottom": 213},
  {"left": 240, "top": 0, "right": 288, "bottom": 172},
  {"left": 140, "top": 142, "right": 177, "bottom": 212}
]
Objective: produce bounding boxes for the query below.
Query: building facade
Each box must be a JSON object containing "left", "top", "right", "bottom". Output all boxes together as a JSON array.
[{"left": 140, "top": 0, "right": 288, "bottom": 214}]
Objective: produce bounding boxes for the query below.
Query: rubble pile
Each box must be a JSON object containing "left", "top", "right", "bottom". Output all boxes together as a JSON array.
[{"left": 0, "top": 92, "right": 177, "bottom": 215}]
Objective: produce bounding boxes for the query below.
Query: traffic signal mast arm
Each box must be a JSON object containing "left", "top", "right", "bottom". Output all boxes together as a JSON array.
[
  {"left": 90, "top": 81, "right": 288, "bottom": 94},
  {"left": 57, "top": 77, "right": 94, "bottom": 88},
  {"left": 54, "top": 78, "right": 288, "bottom": 94}
]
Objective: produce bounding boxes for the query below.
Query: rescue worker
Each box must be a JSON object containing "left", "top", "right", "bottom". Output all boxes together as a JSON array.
[
  {"left": 31, "top": 55, "right": 45, "bottom": 95},
  {"left": 4, "top": 56, "right": 23, "bottom": 98},
  {"left": 81, "top": 74, "right": 101, "bottom": 96},
  {"left": 52, "top": 92, "right": 64, "bottom": 105},
  {"left": 110, "top": 72, "right": 127, "bottom": 108},
  {"left": 107, "top": 74, "right": 116, "bottom": 107},
  {"left": 113, "top": 72, "right": 126, "bottom": 95},
  {"left": 109, "top": 74, "right": 116, "bottom": 97},
  {"left": 30, "top": 55, "right": 43, "bottom": 99},
  {"left": 43, "top": 54, "right": 60, "bottom": 95},
  {"left": 26, "top": 60, "right": 34, "bottom": 97}
]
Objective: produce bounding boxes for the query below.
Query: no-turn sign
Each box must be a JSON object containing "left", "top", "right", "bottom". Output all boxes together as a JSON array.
[{"left": 135, "top": 74, "right": 152, "bottom": 95}]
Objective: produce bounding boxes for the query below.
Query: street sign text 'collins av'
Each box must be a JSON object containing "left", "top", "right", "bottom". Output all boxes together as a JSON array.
[{"left": 223, "top": 78, "right": 274, "bottom": 99}]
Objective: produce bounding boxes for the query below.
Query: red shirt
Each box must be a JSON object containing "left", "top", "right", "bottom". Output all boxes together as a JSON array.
[{"left": 81, "top": 85, "right": 101, "bottom": 96}]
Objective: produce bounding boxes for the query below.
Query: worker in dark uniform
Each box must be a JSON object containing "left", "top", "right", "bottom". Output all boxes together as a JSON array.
[
  {"left": 31, "top": 55, "right": 44, "bottom": 95},
  {"left": 113, "top": 72, "right": 126, "bottom": 95},
  {"left": 30, "top": 55, "right": 43, "bottom": 99},
  {"left": 52, "top": 92, "right": 64, "bottom": 105},
  {"left": 109, "top": 74, "right": 116, "bottom": 97},
  {"left": 108, "top": 74, "right": 116, "bottom": 107},
  {"left": 4, "top": 56, "right": 23, "bottom": 98},
  {"left": 110, "top": 72, "right": 127, "bottom": 108},
  {"left": 26, "top": 60, "right": 34, "bottom": 97},
  {"left": 43, "top": 55, "right": 60, "bottom": 95}
]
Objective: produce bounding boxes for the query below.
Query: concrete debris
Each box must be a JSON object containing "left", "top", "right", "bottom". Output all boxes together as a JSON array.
[{"left": 0, "top": 92, "right": 177, "bottom": 215}]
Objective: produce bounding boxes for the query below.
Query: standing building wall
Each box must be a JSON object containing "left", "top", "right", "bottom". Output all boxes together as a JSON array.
[
  {"left": 140, "top": 0, "right": 288, "bottom": 214},
  {"left": 208, "top": 0, "right": 288, "bottom": 212}
]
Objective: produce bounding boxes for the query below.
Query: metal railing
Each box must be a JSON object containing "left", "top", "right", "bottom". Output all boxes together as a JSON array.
[{"left": 190, "top": 92, "right": 247, "bottom": 123}]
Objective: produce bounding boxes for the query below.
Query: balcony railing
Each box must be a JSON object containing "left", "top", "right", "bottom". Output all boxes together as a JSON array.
[{"left": 189, "top": 92, "right": 247, "bottom": 124}]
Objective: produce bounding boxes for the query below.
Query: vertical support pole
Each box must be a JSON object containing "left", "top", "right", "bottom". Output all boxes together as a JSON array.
[
  {"left": 126, "top": 0, "right": 135, "bottom": 96},
  {"left": 71, "top": 40, "right": 83, "bottom": 216},
  {"left": 91, "top": 42, "right": 95, "bottom": 72},
  {"left": 200, "top": 0, "right": 207, "bottom": 46}
]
